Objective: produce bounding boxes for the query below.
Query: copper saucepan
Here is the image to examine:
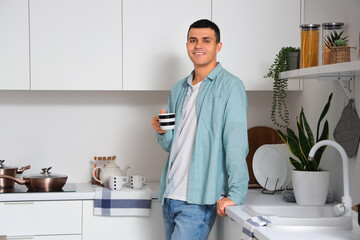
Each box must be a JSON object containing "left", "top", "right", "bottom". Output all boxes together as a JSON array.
[
  {"left": 0, "top": 167, "right": 68, "bottom": 192},
  {"left": 0, "top": 160, "right": 31, "bottom": 188}
]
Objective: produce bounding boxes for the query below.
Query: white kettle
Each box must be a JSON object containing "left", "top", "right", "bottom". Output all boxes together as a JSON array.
[{"left": 93, "top": 162, "right": 130, "bottom": 188}]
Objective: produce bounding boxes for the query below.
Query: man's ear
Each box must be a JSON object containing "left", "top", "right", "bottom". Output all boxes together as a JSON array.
[{"left": 216, "top": 42, "right": 223, "bottom": 53}]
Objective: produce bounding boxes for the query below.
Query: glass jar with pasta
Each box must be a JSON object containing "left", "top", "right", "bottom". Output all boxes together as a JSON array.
[{"left": 300, "top": 24, "right": 320, "bottom": 68}]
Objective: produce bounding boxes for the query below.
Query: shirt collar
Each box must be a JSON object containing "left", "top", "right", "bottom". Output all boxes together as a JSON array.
[
  {"left": 206, "top": 62, "right": 223, "bottom": 81},
  {"left": 185, "top": 62, "right": 223, "bottom": 87}
]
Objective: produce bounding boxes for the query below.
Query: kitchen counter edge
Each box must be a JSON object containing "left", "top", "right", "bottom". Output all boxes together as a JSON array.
[{"left": 0, "top": 182, "right": 160, "bottom": 202}]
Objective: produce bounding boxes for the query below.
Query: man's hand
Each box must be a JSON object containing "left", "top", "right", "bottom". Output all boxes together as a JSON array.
[
  {"left": 151, "top": 109, "right": 167, "bottom": 134},
  {"left": 216, "top": 197, "right": 235, "bottom": 217}
]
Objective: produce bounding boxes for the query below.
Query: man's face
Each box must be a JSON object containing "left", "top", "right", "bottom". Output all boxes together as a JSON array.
[{"left": 186, "top": 28, "right": 222, "bottom": 68}]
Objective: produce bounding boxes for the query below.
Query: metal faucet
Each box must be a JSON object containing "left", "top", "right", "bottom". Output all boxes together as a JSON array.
[{"left": 308, "top": 140, "right": 352, "bottom": 216}]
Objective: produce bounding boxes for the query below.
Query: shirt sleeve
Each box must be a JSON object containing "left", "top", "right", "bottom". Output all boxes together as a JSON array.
[
  {"left": 156, "top": 130, "right": 173, "bottom": 152},
  {"left": 222, "top": 79, "right": 249, "bottom": 205}
]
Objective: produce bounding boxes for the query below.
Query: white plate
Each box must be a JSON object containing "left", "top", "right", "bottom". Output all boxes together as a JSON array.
[{"left": 253, "top": 144, "right": 289, "bottom": 190}]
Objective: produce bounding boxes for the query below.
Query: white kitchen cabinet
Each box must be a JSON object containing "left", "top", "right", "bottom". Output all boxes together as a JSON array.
[
  {"left": 122, "top": 0, "right": 211, "bottom": 90},
  {"left": 213, "top": 215, "right": 243, "bottom": 239},
  {"left": 83, "top": 199, "right": 220, "bottom": 240},
  {"left": 82, "top": 200, "right": 165, "bottom": 240},
  {"left": 29, "top": 0, "right": 122, "bottom": 90},
  {"left": 213, "top": 0, "right": 301, "bottom": 91},
  {"left": 0, "top": 0, "right": 30, "bottom": 90},
  {"left": 0, "top": 200, "right": 82, "bottom": 237}
]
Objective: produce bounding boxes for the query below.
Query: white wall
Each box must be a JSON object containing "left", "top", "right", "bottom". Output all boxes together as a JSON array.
[
  {"left": 0, "top": 91, "right": 167, "bottom": 183},
  {"left": 296, "top": 0, "right": 360, "bottom": 203},
  {"left": 0, "top": 90, "right": 280, "bottom": 184},
  {"left": 1, "top": 0, "right": 359, "bottom": 206}
]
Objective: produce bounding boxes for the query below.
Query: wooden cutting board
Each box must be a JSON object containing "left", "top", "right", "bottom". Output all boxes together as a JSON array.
[{"left": 247, "top": 126, "right": 284, "bottom": 188}]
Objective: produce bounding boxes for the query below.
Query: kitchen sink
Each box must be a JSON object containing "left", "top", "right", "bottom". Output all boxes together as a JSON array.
[{"left": 243, "top": 205, "right": 352, "bottom": 230}]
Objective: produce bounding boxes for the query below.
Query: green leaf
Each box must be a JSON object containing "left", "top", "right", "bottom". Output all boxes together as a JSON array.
[
  {"left": 299, "top": 107, "right": 304, "bottom": 129},
  {"left": 314, "top": 120, "right": 329, "bottom": 166},
  {"left": 287, "top": 135, "right": 302, "bottom": 159},
  {"left": 277, "top": 129, "right": 287, "bottom": 143},
  {"left": 317, "top": 93, "right": 333, "bottom": 141},
  {"left": 306, "top": 159, "right": 319, "bottom": 171},
  {"left": 290, "top": 157, "right": 303, "bottom": 170},
  {"left": 297, "top": 121, "right": 311, "bottom": 161},
  {"left": 301, "top": 109, "right": 315, "bottom": 147},
  {"left": 287, "top": 128, "right": 299, "bottom": 144}
]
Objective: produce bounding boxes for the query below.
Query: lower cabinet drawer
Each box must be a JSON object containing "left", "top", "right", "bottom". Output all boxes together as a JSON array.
[{"left": 0, "top": 200, "right": 82, "bottom": 236}]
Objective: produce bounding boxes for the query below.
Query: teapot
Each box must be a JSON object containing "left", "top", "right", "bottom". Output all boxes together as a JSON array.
[{"left": 92, "top": 162, "right": 130, "bottom": 188}]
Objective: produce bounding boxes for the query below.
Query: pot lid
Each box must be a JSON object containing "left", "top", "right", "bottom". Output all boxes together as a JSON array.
[
  {"left": 24, "top": 167, "right": 67, "bottom": 178},
  {"left": 0, "top": 160, "right": 17, "bottom": 170}
]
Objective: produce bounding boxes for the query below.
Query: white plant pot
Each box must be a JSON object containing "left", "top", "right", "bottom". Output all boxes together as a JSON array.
[{"left": 292, "top": 170, "right": 330, "bottom": 206}]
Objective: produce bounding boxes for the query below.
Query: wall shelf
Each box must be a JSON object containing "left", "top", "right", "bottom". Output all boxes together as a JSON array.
[{"left": 279, "top": 61, "right": 360, "bottom": 99}]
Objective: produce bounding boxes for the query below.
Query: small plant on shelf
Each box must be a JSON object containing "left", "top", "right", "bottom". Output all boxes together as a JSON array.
[
  {"left": 265, "top": 47, "right": 300, "bottom": 128},
  {"left": 324, "top": 31, "right": 350, "bottom": 64},
  {"left": 324, "top": 31, "right": 348, "bottom": 49}
]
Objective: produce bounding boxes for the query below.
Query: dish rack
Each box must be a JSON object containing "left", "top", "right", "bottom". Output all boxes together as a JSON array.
[{"left": 261, "top": 177, "right": 293, "bottom": 195}]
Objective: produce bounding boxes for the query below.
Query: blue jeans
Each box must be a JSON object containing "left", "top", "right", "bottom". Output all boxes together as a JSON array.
[{"left": 162, "top": 198, "right": 217, "bottom": 240}]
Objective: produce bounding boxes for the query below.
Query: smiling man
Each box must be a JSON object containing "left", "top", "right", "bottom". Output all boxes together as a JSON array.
[{"left": 152, "top": 19, "right": 249, "bottom": 240}]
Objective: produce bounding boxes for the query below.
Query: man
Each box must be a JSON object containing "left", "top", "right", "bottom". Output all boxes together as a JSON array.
[{"left": 151, "top": 19, "right": 249, "bottom": 240}]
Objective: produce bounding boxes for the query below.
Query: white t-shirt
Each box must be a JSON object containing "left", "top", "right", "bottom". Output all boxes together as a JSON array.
[{"left": 166, "top": 80, "right": 202, "bottom": 201}]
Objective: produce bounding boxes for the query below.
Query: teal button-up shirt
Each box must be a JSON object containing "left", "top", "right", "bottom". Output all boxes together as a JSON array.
[{"left": 156, "top": 63, "right": 249, "bottom": 205}]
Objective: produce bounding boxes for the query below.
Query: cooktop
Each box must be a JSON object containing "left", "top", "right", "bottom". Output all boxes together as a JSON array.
[{"left": 0, "top": 183, "right": 76, "bottom": 193}]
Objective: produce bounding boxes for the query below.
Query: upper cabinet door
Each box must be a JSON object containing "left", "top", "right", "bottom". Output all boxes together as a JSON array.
[
  {"left": 0, "top": 0, "right": 30, "bottom": 90},
  {"left": 213, "top": 0, "right": 301, "bottom": 90},
  {"left": 123, "top": 0, "right": 211, "bottom": 91},
  {"left": 30, "top": 0, "right": 122, "bottom": 90}
]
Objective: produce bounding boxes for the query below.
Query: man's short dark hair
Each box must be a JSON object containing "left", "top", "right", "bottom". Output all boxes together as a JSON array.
[{"left": 187, "top": 19, "right": 221, "bottom": 43}]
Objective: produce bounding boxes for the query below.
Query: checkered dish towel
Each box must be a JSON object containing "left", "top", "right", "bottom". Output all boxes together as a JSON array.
[
  {"left": 241, "top": 216, "right": 271, "bottom": 240},
  {"left": 94, "top": 186, "right": 152, "bottom": 216}
]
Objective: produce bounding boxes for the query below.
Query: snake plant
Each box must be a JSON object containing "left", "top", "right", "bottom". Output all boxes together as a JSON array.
[{"left": 277, "top": 93, "right": 333, "bottom": 171}]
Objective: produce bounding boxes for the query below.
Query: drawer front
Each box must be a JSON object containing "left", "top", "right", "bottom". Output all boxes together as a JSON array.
[
  {"left": 0, "top": 201, "right": 82, "bottom": 236},
  {"left": 6, "top": 235, "right": 81, "bottom": 240}
]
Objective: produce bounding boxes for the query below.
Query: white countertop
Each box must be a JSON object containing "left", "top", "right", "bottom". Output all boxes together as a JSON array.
[
  {"left": 0, "top": 182, "right": 160, "bottom": 202},
  {"left": 225, "top": 189, "right": 360, "bottom": 240},
  {"left": 1, "top": 184, "right": 359, "bottom": 239}
]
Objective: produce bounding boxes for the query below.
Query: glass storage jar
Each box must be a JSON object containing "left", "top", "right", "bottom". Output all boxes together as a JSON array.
[
  {"left": 322, "top": 22, "right": 344, "bottom": 65},
  {"left": 300, "top": 24, "right": 320, "bottom": 68}
]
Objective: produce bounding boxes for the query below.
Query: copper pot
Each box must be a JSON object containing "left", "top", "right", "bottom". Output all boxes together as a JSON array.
[
  {"left": 0, "top": 160, "right": 30, "bottom": 188},
  {"left": 0, "top": 167, "right": 67, "bottom": 192}
]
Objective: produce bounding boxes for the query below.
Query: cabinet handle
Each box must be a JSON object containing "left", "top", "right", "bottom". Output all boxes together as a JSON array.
[
  {"left": 3, "top": 202, "right": 34, "bottom": 205},
  {"left": 7, "top": 236, "right": 34, "bottom": 239}
]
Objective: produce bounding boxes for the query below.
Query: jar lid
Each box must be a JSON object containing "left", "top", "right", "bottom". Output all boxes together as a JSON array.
[
  {"left": 322, "top": 22, "right": 344, "bottom": 30},
  {"left": 300, "top": 24, "right": 320, "bottom": 30}
]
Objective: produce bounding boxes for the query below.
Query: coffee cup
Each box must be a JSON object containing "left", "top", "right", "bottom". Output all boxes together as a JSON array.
[
  {"left": 130, "top": 175, "right": 146, "bottom": 189},
  {"left": 159, "top": 113, "right": 175, "bottom": 131},
  {"left": 109, "top": 175, "right": 129, "bottom": 190}
]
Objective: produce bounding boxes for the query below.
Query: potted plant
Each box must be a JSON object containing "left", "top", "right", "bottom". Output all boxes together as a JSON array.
[
  {"left": 277, "top": 93, "right": 333, "bottom": 205},
  {"left": 324, "top": 30, "right": 350, "bottom": 64},
  {"left": 265, "top": 47, "right": 300, "bottom": 128}
]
